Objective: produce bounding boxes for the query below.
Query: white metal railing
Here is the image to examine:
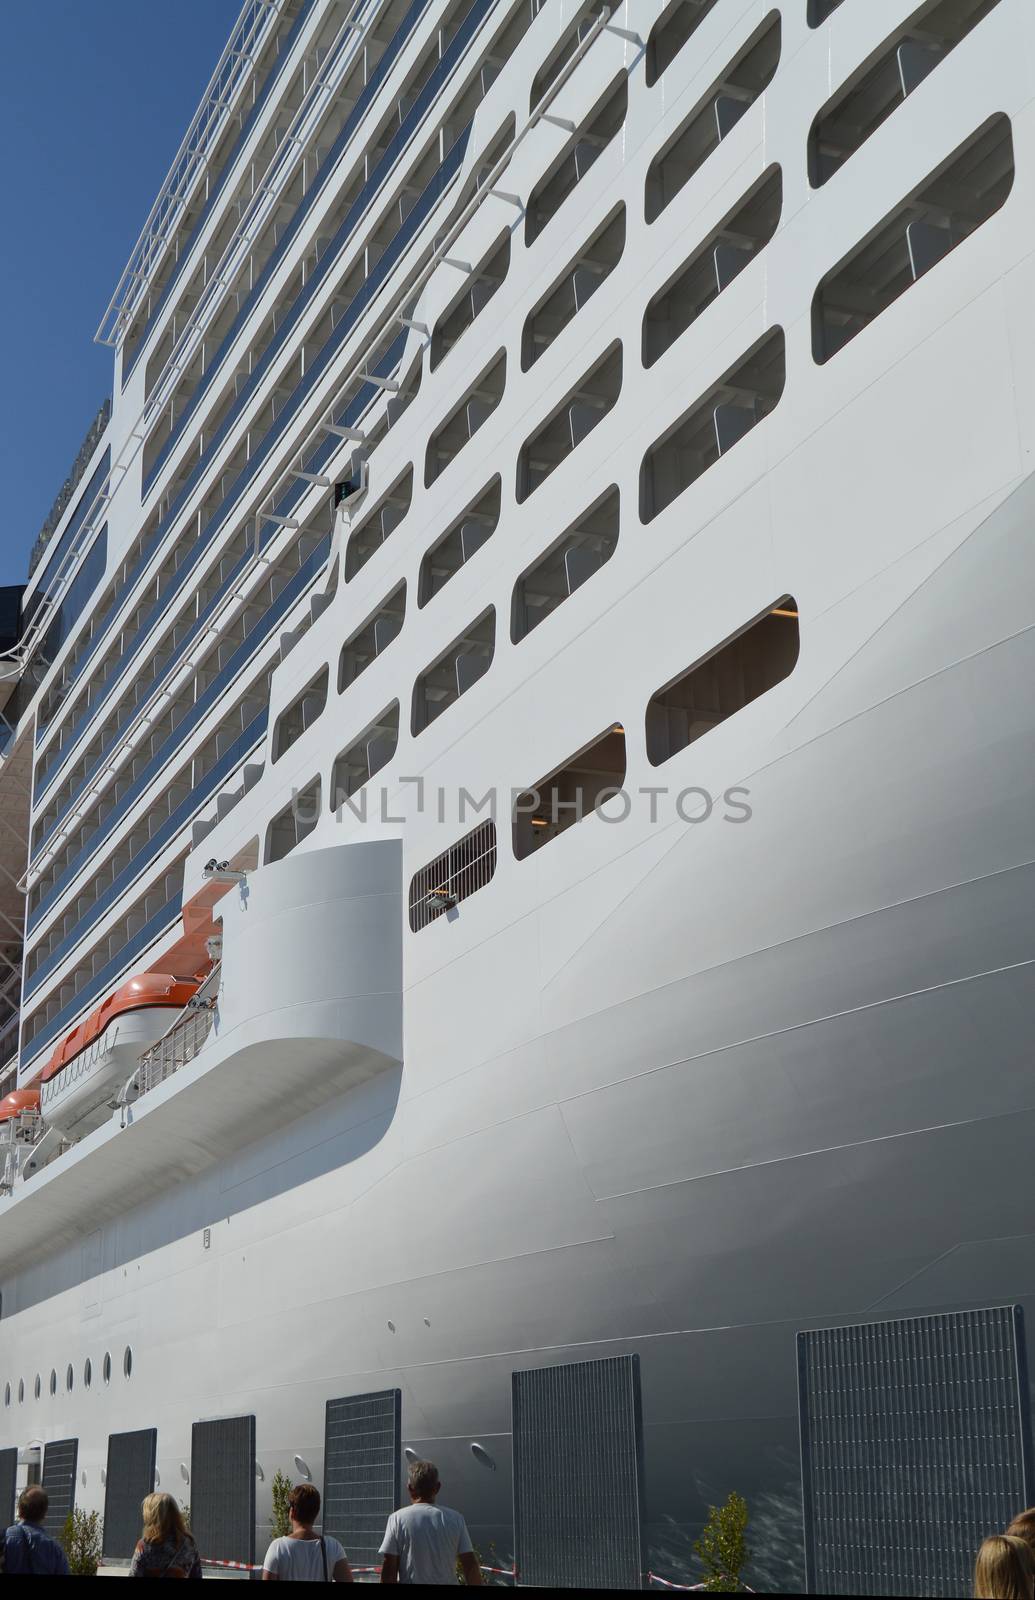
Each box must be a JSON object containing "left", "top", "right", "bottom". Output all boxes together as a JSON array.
[
  {"left": 94, "top": 0, "right": 288, "bottom": 348},
  {"left": 0, "top": 1111, "right": 47, "bottom": 1195},
  {"left": 5, "top": 0, "right": 378, "bottom": 696},
  {"left": 135, "top": 1004, "right": 215, "bottom": 1097},
  {"left": 408, "top": 819, "right": 497, "bottom": 930},
  {"left": 20, "top": 4, "right": 623, "bottom": 907}
]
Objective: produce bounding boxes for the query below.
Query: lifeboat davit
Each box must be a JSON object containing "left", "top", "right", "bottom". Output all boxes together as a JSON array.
[{"left": 39, "top": 973, "right": 200, "bottom": 1137}]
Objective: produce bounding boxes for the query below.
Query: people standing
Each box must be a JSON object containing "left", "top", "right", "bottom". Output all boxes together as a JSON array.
[
  {"left": 129, "top": 1492, "right": 202, "bottom": 1579},
  {"left": 973, "top": 1533, "right": 1035, "bottom": 1599},
  {"left": 4, "top": 1485, "right": 71, "bottom": 1576},
  {"left": 263, "top": 1483, "right": 352, "bottom": 1582},
  {"left": 379, "top": 1460, "right": 481, "bottom": 1585}
]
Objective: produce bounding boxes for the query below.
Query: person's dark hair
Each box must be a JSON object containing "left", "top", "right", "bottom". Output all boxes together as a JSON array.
[
  {"left": 407, "top": 1460, "right": 440, "bottom": 1500},
  {"left": 288, "top": 1483, "right": 321, "bottom": 1525},
  {"left": 18, "top": 1485, "right": 48, "bottom": 1524}
]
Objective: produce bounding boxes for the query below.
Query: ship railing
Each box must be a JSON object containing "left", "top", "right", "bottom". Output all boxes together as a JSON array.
[
  {"left": 94, "top": 0, "right": 288, "bottom": 348},
  {"left": 15, "top": 0, "right": 383, "bottom": 848},
  {"left": 18, "top": 2, "right": 620, "bottom": 902},
  {"left": 135, "top": 1004, "right": 216, "bottom": 1099},
  {"left": 0, "top": 1112, "right": 48, "bottom": 1196}
]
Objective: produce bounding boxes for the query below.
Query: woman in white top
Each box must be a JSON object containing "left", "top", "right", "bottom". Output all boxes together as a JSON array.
[{"left": 263, "top": 1483, "right": 353, "bottom": 1582}]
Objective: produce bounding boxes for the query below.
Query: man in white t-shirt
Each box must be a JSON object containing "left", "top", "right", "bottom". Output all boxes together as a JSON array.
[
  {"left": 379, "top": 1460, "right": 482, "bottom": 1585},
  {"left": 263, "top": 1482, "right": 352, "bottom": 1582}
]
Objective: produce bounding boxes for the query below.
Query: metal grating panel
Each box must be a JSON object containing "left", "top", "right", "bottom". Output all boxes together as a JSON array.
[
  {"left": 798, "top": 1306, "right": 1033, "bottom": 1597},
  {"left": 323, "top": 1389, "right": 401, "bottom": 1570},
  {"left": 103, "top": 1429, "right": 157, "bottom": 1559},
  {"left": 190, "top": 1415, "right": 255, "bottom": 1567},
  {"left": 41, "top": 1436, "right": 78, "bottom": 1539},
  {"left": 0, "top": 1446, "right": 17, "bottom": 1527},
  {"left": 513, "top": 1354, "right": 646, "bottom": 1589}
]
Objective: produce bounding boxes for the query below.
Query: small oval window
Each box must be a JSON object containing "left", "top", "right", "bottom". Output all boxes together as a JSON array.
[
  {"left": 66, "top": 1364, "right": 74, "bottom": 1393},
  {"left": 102, "top": 1351, "right": 112, "bottom": 1385},
  {"left": 18, "top": 1379, "right": 24, "bottom": 1404},
  {"left": 49, "top": 1369, "right": 57, "bottom": 1396},
  {"left": 34, "top": 1374, "right": 41, "bottom": 1400},
  {"left": 3, "top": 1382, "right": 9, "bottom": 1407},
  {"left": 83, "top": 1358, "right": 92, "bottom": 1389},
  {"left": 123, "top": 1346, "right": 133, "bottom": 1380}
]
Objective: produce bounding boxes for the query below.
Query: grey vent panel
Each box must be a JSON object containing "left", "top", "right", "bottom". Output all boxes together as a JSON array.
[
  {"left": 799, "top": 1306, "right": 1033, "bottom": 1597},
  {"left": 42, "top": 1436, "right": 78, "bottom": 1539},
  {"left": 0, "top": 1446, "right": 16, "bottom": 1527},
  {"left": 323, "top": 1389, "right": 401, "bottom": 1571},
  {"left": 513, "top": 1354, "right": 645, "bottom": 1589},
  {"left": 103, "top": 1428, "right": 157, "bottom": 1558},
  {"left": 190, "top": 1414, "right": 255, "bottom": 1567}
]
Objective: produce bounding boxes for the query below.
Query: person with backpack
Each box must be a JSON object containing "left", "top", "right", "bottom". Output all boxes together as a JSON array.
[
  {"left": 4, "top": 1485, "right": 71, "bottom": 1575},
  {"left": 263, "top": 1482, "right": 352, "bottom": 1582},
  {"left": 129, "top": 1492, "right": 202, "bottom": 1579}
]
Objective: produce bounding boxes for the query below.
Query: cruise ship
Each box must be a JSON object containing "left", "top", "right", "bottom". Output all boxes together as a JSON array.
[{"left": 0, "top": 0, "right": 1033, "bottom": 1589}]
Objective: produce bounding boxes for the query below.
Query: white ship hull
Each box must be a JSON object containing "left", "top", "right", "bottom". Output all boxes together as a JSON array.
[{"left": 1, "top": 0, "right": 1034, "bottom": 1588}]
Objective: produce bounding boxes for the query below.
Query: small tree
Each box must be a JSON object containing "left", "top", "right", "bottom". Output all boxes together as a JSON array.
[
  {"left": 60, "top": 1508, "right": 104, "bottom": 1577},
  {"left": 270, "top": 1469, "right": 293, "bottom": 1541},
  {"left": 693, "top": 1491, "right": 750, "bottom": 1593}
]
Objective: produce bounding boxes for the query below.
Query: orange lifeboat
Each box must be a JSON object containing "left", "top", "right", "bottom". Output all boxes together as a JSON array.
[
  {"left": 0, "top": 1089, "right": 39, "bottom": 1123},
  {"left": 41, "top": 972, "right": 200, "bottom": 1084}
]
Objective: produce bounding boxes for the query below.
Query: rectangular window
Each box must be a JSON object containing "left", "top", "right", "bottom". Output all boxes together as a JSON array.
[
  {"left": 513, "top": 725, "right": 626, "bottom": 860},
  {"left": 640, "top": 328, "right": 785, "bottom": 523},
  {"left": 332, "top": 703, "right": 399, "bottom": 805},
  {"left": 647, "top": 0, "right": 722, "bottom": 87},
  {"left": 812, "top": 114, "right": 1014, "bottom": 362},
  {"left": 338, "top": 584, "right": 405, "bottom": 692},
  {"left": 412, "top": 610, "right": 495, "bottom": 735},
  {"left": 645, "top": 15, "right": 781, "bottom": 223},
  {"left": 419, "top": 479, "right": 501, "bottom": 607},
  {"left": 809, "top": 0, "right": 1002, "bottom": 187},
  {"left": 526, "top": 76, "right": 628, "bottom": 246},
  {"left": 344, "top": 467, "right": 412, "bottom": 581},
  {"left": 272, "top": 667, "right": 328, "bottom": 762},
  {"left": 265, "top": 777, "right": 321, "bottom": 863},
  {"left": 517, "top": 344, "right": 622, "bottom": 502},
  {"left": 408, "top": 820, "right": 498, "bottom": 932},
  {"left": 643, "top": 167, "right": 782, "bottom": 367},
  {"left": 645, "top": 599, "right": 799, "bottom": 766},
  {"left": 523, "top": 206, "right": 626, "bottom": 370},
  {"left": 425, "top": 354, "right": 506, "bottom": 486},
  {"left": 511, "top": 486, "right": 619, "bottom": 642},
  {"left": 430, "top": 234, "right": 511, "bottom": 371}
]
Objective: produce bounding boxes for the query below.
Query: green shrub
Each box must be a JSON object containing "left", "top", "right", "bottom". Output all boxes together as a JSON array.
[
  {"left": 270, "top": 1469, "right": 294, "bottom": 1541},
  {"left": 59, "top": 1508, "right": 103, "bottom": 1577},
  {"left": 693, "top": 1491, "right": 750, "bottom": 1593}
]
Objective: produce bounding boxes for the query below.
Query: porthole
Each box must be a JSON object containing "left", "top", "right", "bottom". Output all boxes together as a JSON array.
[
  {"left": 18, "top": 1379, "right": 24, "bottom": 1404},
  {"left": 34, "top": 1374, "right": 41, "bottom": 1400},
  {"left": 102, "top": 1351, "right": 112, "bottom": 1385},
  {"left": 123, "top": 1346, "right": 133, "bottom": 1380},
  {"left": 66, "top": 1364, "right": 74, "bottom": 1393},
  {"left": 3, "top": 1382, "right": 9, "bottom": 1407},
  {"left": 84, "top": 1358, "right": 92, "bottom": 1389},
  {"left": 49, "top": 1369, "right": 57, "bottom": 1397}
]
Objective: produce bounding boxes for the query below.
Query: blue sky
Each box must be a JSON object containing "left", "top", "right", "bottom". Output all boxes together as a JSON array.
[{"left": 0, "top": 0, "right": 242, "bottom": 586}]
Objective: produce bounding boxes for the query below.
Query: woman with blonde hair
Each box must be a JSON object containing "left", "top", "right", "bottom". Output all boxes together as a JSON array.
[
  {"left": 974, "top": 1533, "right": 1035, "bottom": 1599},
  {"left": 129, "top": 1491, "right": 202, "bottom": 1579}
]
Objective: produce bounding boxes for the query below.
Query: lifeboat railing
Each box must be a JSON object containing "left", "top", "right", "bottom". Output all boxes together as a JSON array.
[
  {"left": 135, "top": 1004, "right": 216, "bottom": 1098},
  {"left": 128, "top": 962, "right": 222, "bottom": 1107}
]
